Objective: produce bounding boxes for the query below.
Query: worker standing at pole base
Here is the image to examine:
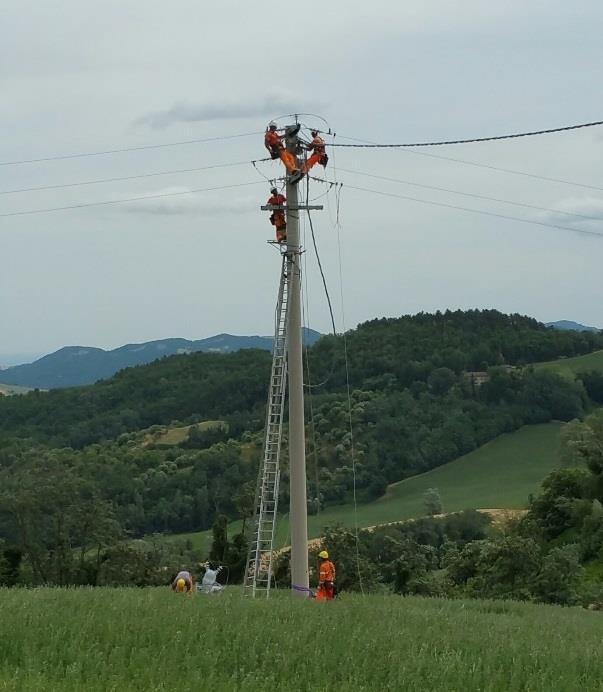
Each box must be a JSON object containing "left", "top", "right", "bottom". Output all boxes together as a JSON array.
[
  {"left": 316, "top": 550, "right": 336, "bottom": 601},
  {"left": 264, "top": 122, "right": 301, "bottom": 179},
  {"left": 267, "top": 187, "right": 287, "bottom": 243},
  {"left": 302, "top": 130, "right": 328, "bottom": 174}
]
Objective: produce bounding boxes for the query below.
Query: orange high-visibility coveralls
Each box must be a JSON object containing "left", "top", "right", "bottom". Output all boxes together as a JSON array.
[
  {"left": 268, "top": 192, "right": 287, "bottom": 242},
  {"left": 316, "top": 559, "right": 336, "bottom": 601},
  {"left": 265, "top": 130, "right": 299, "bottom": 174},
  {"left": 303, "top": 134, "right": 327, "bottom": 173}
]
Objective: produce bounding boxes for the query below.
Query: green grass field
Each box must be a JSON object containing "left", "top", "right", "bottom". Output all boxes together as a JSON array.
[
  {"left": 0, "top": 383, "right": 34, "bottom": 396},
  {"left": 141, "top": 420, "right": 224, "bottom": 447},
  {"left": 180, "top": 422, "right": 562, "bottom": 554},
  {"left": 0, "top": 588, "right": 601, "bottom": 691},
  {"left": 534, "top": 349, "right": 603, "bottom": 379}
]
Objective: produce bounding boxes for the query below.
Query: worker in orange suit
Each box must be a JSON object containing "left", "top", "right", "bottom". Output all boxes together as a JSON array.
[
  {"left": 303, "top": 130, "right": 328, "bottom": 173},
  {"left": 267, "top": 187, "right": 287, "bottom": 243},
  {"left": 315, "top": 550, "right": 336, "bottom": 601},
  {"left": 264, "top": 122, "right": 300, "bottom": 177}
]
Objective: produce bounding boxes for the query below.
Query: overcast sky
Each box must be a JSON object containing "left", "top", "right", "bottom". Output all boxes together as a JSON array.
[{"left": 1, "top": 0, "right": 602, "bottom": 359}]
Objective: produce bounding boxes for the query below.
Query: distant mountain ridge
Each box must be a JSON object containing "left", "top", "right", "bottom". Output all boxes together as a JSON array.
[
  {"left": 545, "top": 320, "right": 601, "bottom": 333},
  {"left": 0, "top": 330, "right": 322, "bottom": 390},
  {"left": 0, "top": 352, "right": 45, "bottom": 369}
]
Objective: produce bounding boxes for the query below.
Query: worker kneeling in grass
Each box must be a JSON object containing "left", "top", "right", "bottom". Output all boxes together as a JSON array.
[
  {"left": 172, "top": 568, "right": 194, "bottom": 594},
  {"left": 316, "top": 550, "right": 336, "bottom": 601}
]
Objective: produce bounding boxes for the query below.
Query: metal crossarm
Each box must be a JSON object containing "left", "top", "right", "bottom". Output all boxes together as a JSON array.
[
  {"left": 244, "top": 253, "right": 289, "bottom": 597},
  {"left": 261, "top": 204, "right": 323, "bottom": 211}
]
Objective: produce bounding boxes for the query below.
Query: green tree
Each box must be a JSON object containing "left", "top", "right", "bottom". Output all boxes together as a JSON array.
[
  {"left": 468, "top": 536, "right": 541, "bottom": 600},
  {"left": 579, "top": 370, "right": 603, "bottom": 404},
  {"left": 561, "top": 409, "right": 603, "bottom": 478},
  {"left": 384, "top": 537, "right": 437, "bottom": 595},
  {"left": 0, "top": 456, "right": 121, "bottom": 585},
  {"left": 423, "top": 488, "right": 443, "bottom": 516},
  {"left": 234, "top": 481, "right": 256, "bottom": 534},
  {"left": 533, "top": 545, "right": 583, "bottom": 605},
  {"left": 427, "top": 368, "right": 457, "bottom": 395},
  {"left": 209, "top": 514, "right": 229, "bottom": 564}
]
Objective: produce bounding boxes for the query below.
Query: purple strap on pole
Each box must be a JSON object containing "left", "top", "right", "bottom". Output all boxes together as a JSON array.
[{"left": 292, "top": 584, "right": 314, "bottom": 596}]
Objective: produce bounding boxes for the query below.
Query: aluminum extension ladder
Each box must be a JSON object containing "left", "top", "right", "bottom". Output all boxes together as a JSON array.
[{"left": 244, "top": 252, "right": 289, "bottom": 596}]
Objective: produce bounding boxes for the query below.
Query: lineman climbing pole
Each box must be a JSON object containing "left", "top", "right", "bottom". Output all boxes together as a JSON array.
[{"left": 245, "top": 123, "right": 323, "bottom": 597}]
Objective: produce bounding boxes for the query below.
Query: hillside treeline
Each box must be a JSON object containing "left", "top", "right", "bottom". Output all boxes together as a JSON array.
[
  {"left": 304, "top": 410, "right": 603, "bottom": 607},
  {"left": 0, "top": 310, "right": 600, "bottom": 449},
  {"left": 0, "top": 310, "right": 602, "bottom": 585},
  {"left": 309, "top": 309, "right": 603, "bottom": 390}
]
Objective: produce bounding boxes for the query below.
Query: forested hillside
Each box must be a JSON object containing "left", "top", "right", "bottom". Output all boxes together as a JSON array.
[
  {"left": 1, "top": 310, "right": 600, "bottom": 448},
  {"left": 1, "top": 310, "right": 602, "bottom": 586}
]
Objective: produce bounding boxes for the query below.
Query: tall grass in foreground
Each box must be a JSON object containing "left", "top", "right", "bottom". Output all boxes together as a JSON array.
[{"left": 0, "top": 588, "right": 602, "bottom": 691}]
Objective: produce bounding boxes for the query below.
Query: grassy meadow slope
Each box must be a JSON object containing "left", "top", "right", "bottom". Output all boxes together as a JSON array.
[
  {"left": 1, "top": 588, "right": 601, "bottom": 691},
  {"left": 534, "top": 349, "right": 603, "bottom": 378},
  {"left": 0, "top": 383, "right": 33, "bottom": 396},
  {"left": 306, "top": 421, "right": 562, "bottom": 533},
  {"left": 183, "top": 422, "right": 562, "bottom": 553}
]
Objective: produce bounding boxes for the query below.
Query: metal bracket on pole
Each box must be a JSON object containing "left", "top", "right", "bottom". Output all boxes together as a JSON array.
[
  {"left": 260, "top": 205, "right": 324, "bottom": 211},
  {"left": 266, "top": 240, "right": 304, "bottom": 257}
]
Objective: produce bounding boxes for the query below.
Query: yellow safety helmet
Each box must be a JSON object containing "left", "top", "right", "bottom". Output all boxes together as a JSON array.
[
  {"left": 175, "top": 578, "right": 186, "bottom": 592},
  {"left": 318, "top": 550, "right": 329, "bottom": 559}
]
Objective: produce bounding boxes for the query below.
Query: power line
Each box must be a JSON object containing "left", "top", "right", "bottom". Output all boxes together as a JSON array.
[
  {"left": 337, "top": 167, "right": 603, "bottom": 223},
  {"left": 330, "top": 119, "right": 603, "bottom": 148},
  {"left": 306, "top": 215, "right": 336, "bottom": 337},
  {"left": 339, "top": 181, "right": 603, "bottom": 239},
  {"left": 338, "top": 134, "right": 603, "bottom": 193},
  {"left": 0, "top": 181, "right": 263, "bottom": 218},
  {"left": 0, "top": 131, "right": 261, "bottom": 167},
  {"left": 407, "top": 149, "right": 603, "bottom": 193},
  {"left": 0, "top": 160, "right": 252, "bottom": 195}
]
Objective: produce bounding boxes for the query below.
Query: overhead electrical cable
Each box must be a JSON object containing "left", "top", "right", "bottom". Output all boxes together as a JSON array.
[
  {"left": 300, "top": 209, "right": 322, "bottom": 518},
  {"left": 405, "top": 149, "right": 603, "bottom": 193},
  {"left": 330, "top": 119, "right": 603, "bottom": 148},
  {"left": 338, "top": 182, "right": 603, "bottom": 239},
  {"left": 0, "top": 181, "right": 264, "bottom": 218},
  {"left": 0, "top": 131, "right": 261, "bottom": 167},
  {"left": 306, "top": 214, "right": 337, "bottom": 337},
  {"left": 337, "top": 134, "right": 603, "bottom": 193},
  {"left": 337, "top": 168, "right": 603, "bottom": 223},
  {"left": 301, "top": 176, "right": 338, "bottom": 390},
  {"left": 0, "top": 160, "right": 253, "bottom": 195}
]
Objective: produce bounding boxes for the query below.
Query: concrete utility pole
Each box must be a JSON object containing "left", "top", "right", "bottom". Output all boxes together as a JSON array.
[
  {"left": 284, "top": 124, "right": 309, "bottom": 597},
  {"left": 252, "top": 126, "right": 323, "bottom": 598}
]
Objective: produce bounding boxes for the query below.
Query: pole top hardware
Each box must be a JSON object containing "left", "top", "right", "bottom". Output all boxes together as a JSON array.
[{"left": 261, "top": 205, "right": 324, "bottom": 211}]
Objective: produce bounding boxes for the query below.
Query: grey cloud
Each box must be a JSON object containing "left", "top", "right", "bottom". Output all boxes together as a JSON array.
[
  {"left": 136, "top": 92, "right": 313, "bottom": 129},
  {"left": 121, "top": 187, "right": 256, "bottom": 216}
]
